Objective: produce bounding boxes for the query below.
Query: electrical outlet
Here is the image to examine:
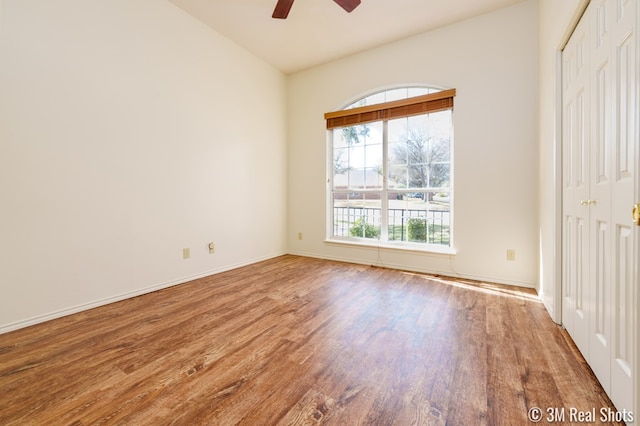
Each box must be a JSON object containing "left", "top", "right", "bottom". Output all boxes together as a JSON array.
[
  {"left": 506, "top": 249, "right": 516, "bottom": 261},
  {"left": 183, "top": 248, "right": 190, "bottom": 259},
  {"left": 208, "top": 242, "right": 215, "bottom": 254},
  {"left": 298, "top": 232, "right": 303, "bottom": 240}
]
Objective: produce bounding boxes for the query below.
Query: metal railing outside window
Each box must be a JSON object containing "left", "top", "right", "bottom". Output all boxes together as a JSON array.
[{"left": 333, "top": 207, "right": 450, "bottom": 245}]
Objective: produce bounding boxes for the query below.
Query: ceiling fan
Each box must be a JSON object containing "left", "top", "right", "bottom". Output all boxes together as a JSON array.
[{"left": 272, "top": 0, "right": 361, "bottom": 19}]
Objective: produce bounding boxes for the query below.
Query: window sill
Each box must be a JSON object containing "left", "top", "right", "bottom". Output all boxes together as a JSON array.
[{"left": 324, "top": 238, "right": 457, "bottom": 255}]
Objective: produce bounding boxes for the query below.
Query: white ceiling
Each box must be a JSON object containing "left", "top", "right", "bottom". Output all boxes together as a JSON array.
[{"left": 169, "top": 0, "right": 527, "bottom": 74}]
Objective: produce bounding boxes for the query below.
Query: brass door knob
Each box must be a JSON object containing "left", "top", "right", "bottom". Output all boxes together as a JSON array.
[{"left": 633, "top": 203, "right": 640, "bottom": 226}]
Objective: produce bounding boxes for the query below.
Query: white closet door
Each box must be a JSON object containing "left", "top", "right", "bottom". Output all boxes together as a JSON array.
[
  {"left": 609, "top": 0, "right": 636, "bottom": 412},
  {"left": 588, "top": 0, "right": 614, "bottom": 394},
  {"left": 562, "top": 9, "right": 591, "bottom": 360},
  {"left": 562, "top": 0, "right": 637, "bottom": 415}
]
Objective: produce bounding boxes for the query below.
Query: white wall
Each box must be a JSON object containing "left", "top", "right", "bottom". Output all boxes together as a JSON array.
[
  {"left": 0, "top": 0, "right": 590, "bottom": 333},
  {"left": 537, "top": 0, "right": 586, "bottom": 322},
  {"left": 0, "top": 0, "right": 288, "bottom": 332},
  {"left": 287, "top": 0, "right": 539, "bottom": 287}
]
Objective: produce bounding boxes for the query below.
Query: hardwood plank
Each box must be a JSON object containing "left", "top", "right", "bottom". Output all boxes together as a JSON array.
[
  {"left": 277, "top": 388, "right": 336, "bottom": 425},
  {"left": 0, "top": 255, "right": 624, "bottom": 425}
]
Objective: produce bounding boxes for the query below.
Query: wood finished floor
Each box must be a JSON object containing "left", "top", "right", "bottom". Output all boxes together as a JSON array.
[{"left": 0, "top": 255, "right": 621, "bottom": 425}]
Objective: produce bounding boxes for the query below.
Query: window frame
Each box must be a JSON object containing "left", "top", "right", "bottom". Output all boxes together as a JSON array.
[{"left": 325, "top": 87, "right": 456, "bottom": 254}]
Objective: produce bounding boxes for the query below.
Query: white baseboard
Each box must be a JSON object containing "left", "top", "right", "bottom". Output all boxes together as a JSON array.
[
  {"left": 0, "top": 252, "right": 287, "bottom": 335},
  {"left": 287, "top": 249, "right": 537, "bottom": 289}
]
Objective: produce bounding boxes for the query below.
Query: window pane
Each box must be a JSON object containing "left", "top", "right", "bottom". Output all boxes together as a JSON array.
[
  {"left": 364, "top": 143, "right": 382, "bottom": 169},
  {"left": 362, "top": 122, "right": 382, "bottom": 145},
  {"left": 387, "top": 191, "right": 450, "bottom": 245},
  {"left": 388, "top": 118, "right": 407, "bottom": 145},
  {"left": 407, "top": 114, "right": 429, "bottom": 129},
  {"left": 346, "top": 92, "right": 391, "bottom": 109},
  {"left": 333, "top": 193, "right": 381, "bottom": 239},
  {"left": 384, "top": 88, "right": 408, "bottom": 102},
  {"left": 347, "top": 167, "right": 364, "bottom": 190},
  {"left": 333, "top": 128, "right": 349, "bottom": 148},
  {"left": 332, "top": 147, "right": 349, "bottom": 189},
  {"left": 349, "top": 144, "right": 364, "bottom": 168},
  {"left": 388, "top": 142, "right": 406, "bottom": 166},
  {"left": 427, "top": 110, "right": 452, "bottom": 141},
  {"left": 431, "top": 163, "right": 450, "bottom": 188},
  {"left": 337, "top": 123, "right": 374, "bottom": 145},
  {"left": 364, "top": 167, "right": 383, "bottom": 189},
  {"left": 388, "top": 117, "right": 408, "bottom": 190},
  {"left": 388, "top": 165, "right": 408, "bottom": 189},
  {"left": 408, "top": 164, "right": 429, "bottom": 189},
  {"left": 408, "top": 87, "right": 430, "bottom": 97}
]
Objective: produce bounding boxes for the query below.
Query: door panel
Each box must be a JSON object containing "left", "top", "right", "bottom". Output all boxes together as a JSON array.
[
  {"left": 610, "top": 0, "right": 636, "bottom": 412},
  {"left": 589, "top": 0, "right": 614, "bottom": 393},
  {"left": 589, "top": 219, "right": 610, "bottom": 390},
  {"left": 562, "top": 10, "right": 591, "bottom": 359},
  {"left": 612, "top": 224, "right": 634, "bottom": 411}
]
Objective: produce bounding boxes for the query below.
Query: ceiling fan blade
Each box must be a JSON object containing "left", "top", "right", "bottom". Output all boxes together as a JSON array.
[
  {"left": 333, "top": 0, "right": 361, "bottom": 13},
  {"left": 272, "top": 0, "right": 295, "bottom": 19}
]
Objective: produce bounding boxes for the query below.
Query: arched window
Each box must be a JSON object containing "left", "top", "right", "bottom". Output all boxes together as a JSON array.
[{"left": 325, "top": 86, "right": 455, "bottom": 251}]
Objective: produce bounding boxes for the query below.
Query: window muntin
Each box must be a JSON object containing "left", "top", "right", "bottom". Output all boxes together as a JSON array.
[{"left": 328, "top": 87, "right": 453, "bottom": 250}]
